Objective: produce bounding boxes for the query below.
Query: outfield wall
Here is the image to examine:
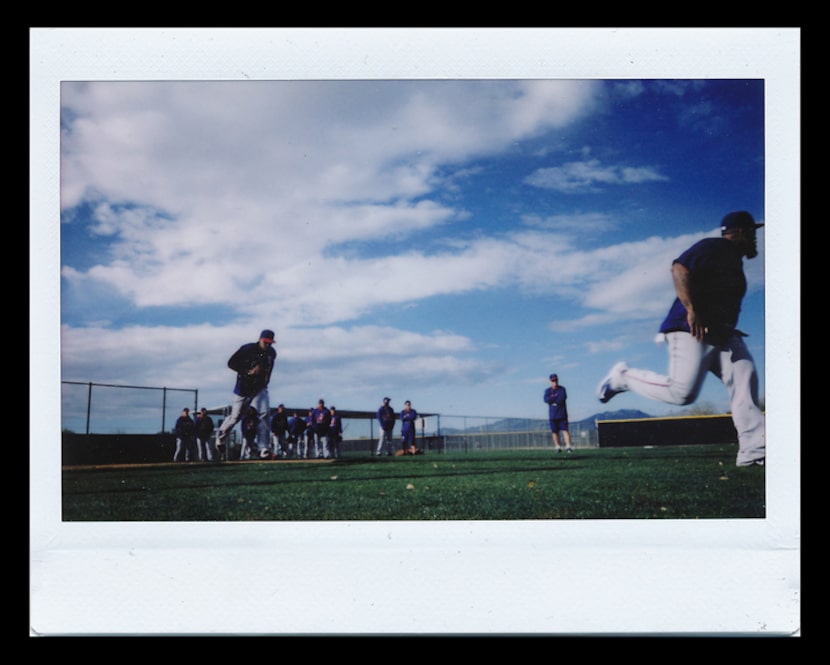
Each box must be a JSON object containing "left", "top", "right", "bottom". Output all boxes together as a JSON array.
[
  {"left": 62, "top": 433, "right": 177, "bottom": 466},
  {"left": 61, "top": 432, "right": 447, "bottom": 465},
  {"left": 596, "top": 414, "right": 738, "bottom": 448},
  {"left": 62, "top": 415, "right": 739, "bottom": 465}
]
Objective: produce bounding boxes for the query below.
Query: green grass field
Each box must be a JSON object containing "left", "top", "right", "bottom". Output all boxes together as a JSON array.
[{"left": 61, "top": 444, "right": 765, "bottom": 521}]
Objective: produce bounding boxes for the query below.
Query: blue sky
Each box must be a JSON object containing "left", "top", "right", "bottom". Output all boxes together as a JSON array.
[{"left": 56, "top": 76, "right": 767, "bottom": 429}]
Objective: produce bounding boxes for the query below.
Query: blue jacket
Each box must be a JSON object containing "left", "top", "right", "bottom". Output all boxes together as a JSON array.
[
  {"left": 400, "top": 408, "right": 418, "bottom": 435},
  {"left": 544, "top": 386, "right": 568, "bottom": 421}
]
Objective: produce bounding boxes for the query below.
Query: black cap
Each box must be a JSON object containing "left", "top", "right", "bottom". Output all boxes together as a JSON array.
[
  {"left": 721, "top": 211, "right": 763, "bottom": 232},
  {"left": 383, "top": 397, "right": 391, "bottom": 403}
]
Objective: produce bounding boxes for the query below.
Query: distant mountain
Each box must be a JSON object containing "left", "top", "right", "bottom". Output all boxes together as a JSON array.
[
  {"left": 575, "top": 409, "right": 652, "bottom": 426},
  {"left": 440, "top": 409, "right": 652, "bottom": 434}
]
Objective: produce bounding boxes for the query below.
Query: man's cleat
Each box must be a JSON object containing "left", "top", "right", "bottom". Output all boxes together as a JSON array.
[
  {"left": 597, "top": 362, "right": 629, "bottom": 403},
  {"left": 737, "top": 457, "right": 765, "bottom": 467}
]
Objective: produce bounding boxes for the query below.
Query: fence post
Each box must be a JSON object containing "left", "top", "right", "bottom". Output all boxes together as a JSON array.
[
  {"left": 86, "top": 382, "right": 92, "bottom": 435},
  {"left": 162, "top": 387, "right": 168, "bottom": 433}
]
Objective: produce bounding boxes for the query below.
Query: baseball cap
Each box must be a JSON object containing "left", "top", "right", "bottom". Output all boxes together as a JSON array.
[
  {"left": 260, "top": 329, "right": 275, "bottom": 342},
  {"left": 183, "top": 407, "right": 190, "bottom": 412},
  {"left": 549, "top": 373, "right": 558, "bottom": 381},
  {"left": 721, "top": 211, "right": 763, "bottom": 232},
  {"left": 383, "top": 397, "right": 391, "bottom": 403}
]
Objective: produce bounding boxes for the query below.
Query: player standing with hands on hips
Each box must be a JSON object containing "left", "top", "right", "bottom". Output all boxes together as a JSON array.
[
  {"left": 216, "top": 329, "right": 277, "bottom": 460},
  {"left": 544, "top": 373, "right": 573, "bottom": 454},
  {"left": 596, "top": 211, "right": 766, "bottom": 467}
]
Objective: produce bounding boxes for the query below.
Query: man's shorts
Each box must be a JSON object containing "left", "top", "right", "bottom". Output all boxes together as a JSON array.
[{"left": 549, "top": 418, "right": 569, "bottom": 434}]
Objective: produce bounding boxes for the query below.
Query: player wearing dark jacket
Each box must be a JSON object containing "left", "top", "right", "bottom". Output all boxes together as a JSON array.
[
  {"left": 375, "top": 397, "right": 396, "bottom": 456},
  {"left": 240, "top": 406, "right": 262, "bottom": 460},
  {"left": 288, "top": 412, "right": 306, "bottom": 458},
  {"left": 194, "top": 408, "right": 216, "bottom": 462},
  {"left": 329, "top": 406, "right": 343, "bottom": 459},
  {"left": 270, "top": 404, "right": 289, "bottom": 458},
  {"left": 311, "top": 400, "right": 332, "bottom": 458},
  {"left": 173, "top": 408, "right": 197, "bottom": 462}
]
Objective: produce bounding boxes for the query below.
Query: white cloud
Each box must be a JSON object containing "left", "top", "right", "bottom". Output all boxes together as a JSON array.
[
  {"left": 524, "top": 159, "right": 669, "bottom": 193},
  {"left": 60, "top": 80, "right": 607, "bottom": 323}
]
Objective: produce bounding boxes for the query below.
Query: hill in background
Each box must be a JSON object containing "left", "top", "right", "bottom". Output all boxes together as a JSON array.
[
  {"left": 442, "top": 409, "right": 652, "bottom": 434},
  {"left": 576, "top": 409, "right": 652, "bottom": 425}
]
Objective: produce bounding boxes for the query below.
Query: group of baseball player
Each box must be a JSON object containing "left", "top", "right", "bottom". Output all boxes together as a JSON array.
[
  {"left": 178, "top": 210, "right": 766, "bottom": 470},
  {"left": 374, "top": 396, "right": 421, "bottom": 456},
  {"left": 545, "top": 211, "right": 766, "bottom": 468},
  {"left": 174, "top": 328, "right": 423, "bottom": 462},
  {"left": 274, "top": 400, "right": 344, "bottom": 461},
  {"left": 173, "top": 406, "right": 218, "bottom": 462}
]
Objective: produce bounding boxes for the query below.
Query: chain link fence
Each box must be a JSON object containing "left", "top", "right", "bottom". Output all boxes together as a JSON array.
[
  {"left": 433, "top": 415, "right": 599, "bottom": 451},
  {"left": 61, "top": 381, "right": 199, "bottom": 435},
  {"left": 61, "top": 381, "right": 599, "bottom": 450}
]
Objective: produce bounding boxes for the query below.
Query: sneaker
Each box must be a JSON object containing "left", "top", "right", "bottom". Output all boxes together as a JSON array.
[
  {"left": 597, "top": 362, "right": 629, "bottom": 403},
  {"left": 556, "top": 448, "right": 562, "bottom": 453},
  {"left": 566, "top": 448, "right": 573, "bottom": 454},
  {"left": 737, "top": 457, "right": 765, "bottom": 467}
]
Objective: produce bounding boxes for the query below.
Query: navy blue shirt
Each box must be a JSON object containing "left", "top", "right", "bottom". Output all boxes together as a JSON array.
[
  {"left": 544, "top": 386, "right": 568, "bottom": 421},
  {"left": 659, "top": 237, "right": 747, "bottom": 343},
  {"left": 312, "top": 406, "right": 331, "bottom": 434},
  {"left": 400, "top": 408, "right": 418, "bottom": 435}
]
